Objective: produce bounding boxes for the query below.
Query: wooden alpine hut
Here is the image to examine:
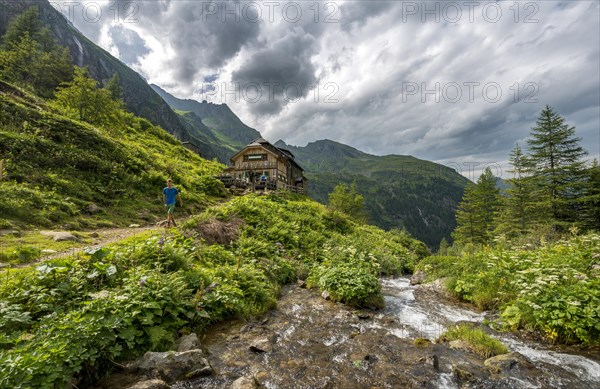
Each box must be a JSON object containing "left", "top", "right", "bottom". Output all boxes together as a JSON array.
[{"left": 224, "top": 137, "right": 306, "bottom": 192}]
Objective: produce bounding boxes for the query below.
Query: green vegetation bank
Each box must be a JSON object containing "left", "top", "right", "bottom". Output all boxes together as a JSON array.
[{"left": 418, "top": 232, "right": 600, "bottom": 346}]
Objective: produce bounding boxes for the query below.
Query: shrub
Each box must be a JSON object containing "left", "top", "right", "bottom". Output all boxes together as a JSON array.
[
  {"left": 308, "top": 262, "right": 382, "bottom": 308},
  {"left": 307, "top": 246, "right": 382, "bottom": 307},
  {"left": 0, "top": 301, "right": 32, "bottom": 340},
  {"left": 109, "top": 234, "right": 194, "bottom": 272}
]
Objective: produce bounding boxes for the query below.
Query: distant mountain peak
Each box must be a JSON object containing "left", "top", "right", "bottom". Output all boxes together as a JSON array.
[{"left": 301, "top": 139, "right": 367, "bottom": 159}]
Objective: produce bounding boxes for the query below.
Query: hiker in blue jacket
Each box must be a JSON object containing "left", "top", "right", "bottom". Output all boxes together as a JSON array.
[{"left": 162, "top": 179, "right": 183, "bottom": 227}]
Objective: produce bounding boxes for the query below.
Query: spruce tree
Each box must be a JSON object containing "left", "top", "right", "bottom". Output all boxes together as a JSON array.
[
  {"left": 1, "top": 7, "right": 48, "bottom": 49},
  {"left": 527, "top": 106, "right": 588, "bottom": 229},
  {"left": 453, "top": 183, "right": 480, "bottom": 245},
  {"left": 1, "top": 7, "right": 56, "bottom": 53},
  {"left": 452, "top": 167, "right": 501, "bottom": 245},
  {"left": 496, "top": 144, "right": 549, "bottom": 237}
]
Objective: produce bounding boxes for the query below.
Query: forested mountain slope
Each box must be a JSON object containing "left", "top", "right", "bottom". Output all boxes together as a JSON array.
[{"left": 276, "top": 139, "right": 470, "bottom": 248}]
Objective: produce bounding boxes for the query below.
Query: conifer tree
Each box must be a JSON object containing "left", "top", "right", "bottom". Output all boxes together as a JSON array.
[
  {"left": 0, "top": 32, "right": 38, "bottom": 85},
  {"left": 1, "top": 7, "right": 51, "bottom": 50},
  {"left": 496, "top": 144, "right": 549, "bottom": 237},
  {"left": 105, "top": 73, "right": 123, "bottom": 100},
  {"left": 53, "top": 67, "right": 123, "bottom": 126},
  {"left": 32, "top": 46, "right": 72, "bottom": 95},
  {"left": 452, "top": 167, "right": 501, "bottom": 245},
  {"left": 526, "top": 106, "right": 587, "bottom": 229},
  {"left": 437, "top": 237, "right": 449, "bottom": 255},
  {"left": 453, "top": 183, "right": 479, "bottom": 245}
]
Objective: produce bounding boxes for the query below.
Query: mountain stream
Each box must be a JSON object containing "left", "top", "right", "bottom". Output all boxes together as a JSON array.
[{"left": 100, "top": 277, "right": 600, "bottom": 388}]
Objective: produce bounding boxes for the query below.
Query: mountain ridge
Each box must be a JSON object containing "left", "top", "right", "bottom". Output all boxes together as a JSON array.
[
  {"left": 276, "top": 138, "right": 427, "bottom": 163},
  {"left": 274, "top": 139, "right": 469, "bottom": 247},
  {"left": 150, "top": 84, "right": 262, "bottom": 162}
]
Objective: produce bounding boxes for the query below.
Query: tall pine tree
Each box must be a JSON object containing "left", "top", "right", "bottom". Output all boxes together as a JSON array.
[
  {"left": 527, "top": 106, "right": 587, "bottom": 229},
  {"left": 452, "top": 167, "right": 501, "bottom": 246},
  {"left": 496, "top": 144, "right": 549, "bottom": 237}
]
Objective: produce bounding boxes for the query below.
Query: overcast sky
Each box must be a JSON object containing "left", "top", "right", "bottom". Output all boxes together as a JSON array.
[{"left": 54, "top": 0, "right": 599, "bottom": 179}]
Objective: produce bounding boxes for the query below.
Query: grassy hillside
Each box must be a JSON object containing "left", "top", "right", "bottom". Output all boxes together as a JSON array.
[
  {"left": 276, "top": 139, "right": 469, "bottom": 248},
  {"left": 0, "top": 80, "right": 224, "bottom": 231},
  {"left": 0, "top": 193, "right": 427, "bottom": 387}
]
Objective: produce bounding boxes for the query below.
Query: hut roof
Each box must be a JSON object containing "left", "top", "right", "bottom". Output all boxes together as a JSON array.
[{"left": 231, "top": 138, "right": 304, "bottom": 172}]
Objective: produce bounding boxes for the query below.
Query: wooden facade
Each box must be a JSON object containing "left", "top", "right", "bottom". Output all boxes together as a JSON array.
[{"left": 225, "top": 138, "right": 306, "bottom": 192}]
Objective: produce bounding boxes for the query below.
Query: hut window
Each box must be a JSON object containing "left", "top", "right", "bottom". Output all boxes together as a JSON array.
[{"left": 244, "top": 153, "right": 267, "bottom": 161}]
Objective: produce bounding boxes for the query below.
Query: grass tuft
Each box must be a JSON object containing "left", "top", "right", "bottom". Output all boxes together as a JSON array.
[{"left": 440, "top": 324, "right": 508, "bottom": 359}]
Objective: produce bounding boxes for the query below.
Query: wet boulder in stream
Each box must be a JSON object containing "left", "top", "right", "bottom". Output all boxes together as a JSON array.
[
  {"left": 176, "top": 333, "right": 202, "bottom": 352},
  {"left": 126, "top": 379, "right": 170, "bottom": 389},
  {"left": 484, "top": 352, "right": 535, "bottom": 375},
  {"left": 249, "top": 337, "right": 274, "bottom": 353},
  {"left": 230, "top": 376, "right": 258, "bottom": 389},
  {"left": 127, "top": 349, "right": 213, "bottom": 383},
  {"left": 410, "top": 270, "right": 427, "bottom": 285}
]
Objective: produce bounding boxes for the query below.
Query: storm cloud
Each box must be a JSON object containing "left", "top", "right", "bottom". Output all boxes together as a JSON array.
[
  {"left": 232, "top": 28, "right": 319, "bottom": 115},
  {"left": 61, "top": 0, "right": 599, "bottom": 178}
]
